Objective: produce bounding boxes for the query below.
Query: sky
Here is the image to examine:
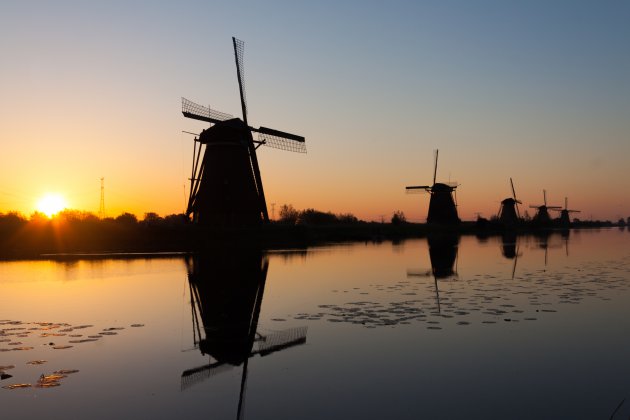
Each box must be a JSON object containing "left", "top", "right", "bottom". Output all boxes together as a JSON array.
[{"left": 1, "top": 0, "right": 628, "bottom": 222}]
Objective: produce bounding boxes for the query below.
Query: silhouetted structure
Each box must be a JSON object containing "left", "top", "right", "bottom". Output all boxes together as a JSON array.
[
  {"left": 497, "top": 178, "right": 521, "bottom": 225},
  {"left": 530, "top": 190, "right": 562, "bottom": 225},
  {"left": 552, "top": 197, "right": 580, "bottom": 227},
  {"left": 406, "top": 150, "right": 460, "bottom": 225},
  {"left": 407, "top": 234, "right": 459, "bottom": 312},
  {"left": 182, "top": 37, "right": 306, "bottom": 227},
  {"left": 182, "top": 250, "right": 307, "bottom": 418}
]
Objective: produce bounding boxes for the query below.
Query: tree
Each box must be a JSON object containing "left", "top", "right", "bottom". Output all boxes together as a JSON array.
[
  {"left": 278, "top": 204, "right": 299, "bottom": 225},
  {"left": 115, "top": 212, "right": 138, "bottom": 224},
  {"left": 391, "top": 210, "right": 406, "bottom": 225}
]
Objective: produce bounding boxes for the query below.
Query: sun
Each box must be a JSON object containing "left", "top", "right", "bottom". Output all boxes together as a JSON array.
[{"left": 36, "top": 193, "right": 67, "bottom": 218}]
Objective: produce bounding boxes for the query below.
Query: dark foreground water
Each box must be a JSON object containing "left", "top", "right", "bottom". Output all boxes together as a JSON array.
[{"left": 2, "top": 228, "right": 630, "bottom": 419}]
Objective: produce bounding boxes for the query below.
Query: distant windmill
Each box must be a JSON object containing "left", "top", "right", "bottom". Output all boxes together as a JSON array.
[
  {"left": 406, "top": 150, "right": 460, "bottom": 224},
  {"left": 497, "top": 178, "right": 522, "bottom": 225},
  {"left": 182, "top": 37, "right": 306, "bottom": 226},
  {"left": 552, "top": 197, "right": 580, "bottom": 227},
  {"left": 529, "top": 190, "right": 562, "bottom": 225}
]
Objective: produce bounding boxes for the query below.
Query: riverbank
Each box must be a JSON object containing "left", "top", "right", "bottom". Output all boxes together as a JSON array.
[{"left": 0, "top": 216, "right": 620, "bottom": 260}]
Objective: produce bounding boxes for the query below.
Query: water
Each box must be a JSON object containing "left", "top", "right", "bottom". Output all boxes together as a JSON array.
[{"left": 2, "top": 228, "right": 630, "bottom": 419}]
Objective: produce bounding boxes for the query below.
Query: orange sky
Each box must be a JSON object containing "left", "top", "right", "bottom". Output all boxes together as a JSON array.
[{"left": 1, "top": 2, "right": 628, "bottom": 222}]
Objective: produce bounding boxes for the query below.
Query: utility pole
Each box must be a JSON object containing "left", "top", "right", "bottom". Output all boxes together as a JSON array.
[{"left": 99, "top": 177, "right": 105, "bottom": 219}]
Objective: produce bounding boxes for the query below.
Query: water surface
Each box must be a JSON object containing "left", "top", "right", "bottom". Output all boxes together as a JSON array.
[{"left": 2, "top": 229, "right": 630, "bottom": 419}]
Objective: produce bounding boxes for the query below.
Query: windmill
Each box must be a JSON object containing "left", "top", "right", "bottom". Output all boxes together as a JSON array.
[
  {"left": 406, "top": 150, "right": 460, "bottom": 224},
  {"left": 182, "top": 37, "right": 306, "bottom": 226},
  {"left": 497, "top": 178, "right": 522, "bottom": 225},
  {"left": 182, "top": 251, "right": 307, "bottom": 419},
  {"left": 529, "top": 190, "right": 561, "bottom": 225},
  {"left": 551, "top": 197, "right": 580, "bottom": 227}
]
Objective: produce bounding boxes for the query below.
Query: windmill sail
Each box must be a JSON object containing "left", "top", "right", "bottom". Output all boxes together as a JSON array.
[{"left": 182, "top": 97, "right": 233, "bottom": 124}]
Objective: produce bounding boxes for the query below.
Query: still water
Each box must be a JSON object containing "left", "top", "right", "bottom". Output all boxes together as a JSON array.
[{"left": 2, "top": 229, "right": 630, "bottom": 419}]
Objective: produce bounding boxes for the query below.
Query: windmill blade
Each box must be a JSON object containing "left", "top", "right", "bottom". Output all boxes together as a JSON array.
[
  {"left": 182, "top": 97, "right": 233, "bottom": 124},
  {"left": 181, "top": 360, "right": 234, "bottom": 390},
  {"left": 510, "top": 178, "right": 518, "bottom": 201},
  {"left": 253, "top": 326, "right": 308, "bottom": 357},
  {"left": 433, "top": 149, "right": 439, "bottom": 185},
  {"left": 233, "top": 37, "right": 248, "bottom": 124},
  {"left": 406, "top": 186, "right": 431, "bottom": 194},
  {"left": 254, "top": 126, "right": 307, "bottom": 153}
]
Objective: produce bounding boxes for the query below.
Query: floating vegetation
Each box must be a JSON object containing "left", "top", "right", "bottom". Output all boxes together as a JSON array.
[
  {"left": 130, "top": 324, "right": 144, "bottom": 328},
  {"left": 2, "top": 383, "right": 31, "bottom": 390},
  {"left": 54, "top": 369, "right": 79, "bottom": 375},
  {"left": 289, "top": 256, "right": 630, "bottom": 331},
  {"left": 1, "top": 318, "right": 143, "bottom": 391},
  {"left": 34, "top": 381, "right": 60, "bottom": 388}
]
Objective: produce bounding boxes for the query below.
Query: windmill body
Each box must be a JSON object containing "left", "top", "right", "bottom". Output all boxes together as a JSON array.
[
  {"left": 553, "top": 197, "right": 580, "bottom": 227},
  {"left": 427, "top": 183, "right": 460, "bottom": 224},
  {"left": 406, "top": 150, "right": 460, "bottom": 225},
  {"left": 182, "top": 37, "right": 306, "bottom": 227},
  {"left": 498, "top": 198, "right": 519, "bottom": 224},
  {"left": 530, "top": 190, "right": 561, "bottom": 226},
  {"left": 498, "top": 178, "right": 521, "bottom": 225},
  {"left": 189, "top": 119, "right": 262, "bottom": 226}
]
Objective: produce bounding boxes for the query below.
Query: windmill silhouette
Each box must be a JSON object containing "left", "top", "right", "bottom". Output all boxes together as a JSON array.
[
  {"left": 182, "top": 37, "right": 306, "bottom": 226},
  {"left": 529, "top": 190, "right": 561, "bottom": 225},
  {"left": 552, "top": 197, "right": 580, "bottom": 227},
  {"left": 497, "top": 178, "right": 522, "bottom": 225},
  {"left": 182, "top": 251, "right": 307, "bottom": 419},
  {"left": 406, "top": 150, "right": 460, "bottom": 224}
]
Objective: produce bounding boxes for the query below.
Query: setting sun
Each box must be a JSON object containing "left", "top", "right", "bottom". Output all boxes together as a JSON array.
[{"left": 36, "top": 193, "right": 67, "bottom": 217}]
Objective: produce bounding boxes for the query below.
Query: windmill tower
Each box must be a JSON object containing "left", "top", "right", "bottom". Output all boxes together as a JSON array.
[
  {"left": 529, "top": 190, "right": 562, "bottom": 225},
  {"left": 406, "top": 150, "right": 460, "bottom": 225},
  {"left": 552, "top": 197, "right": 580, "bottom": 227},
  {"left": 182, "top": 37, "right": 306, "bottom": 227},
  {"left": 497, "top": 178, "right": 521, "bottom": 225}
]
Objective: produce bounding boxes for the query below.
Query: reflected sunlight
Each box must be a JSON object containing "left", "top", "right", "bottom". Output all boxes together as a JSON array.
[{"left": 36, "top": 193, "right": 67, "bottom": 217}]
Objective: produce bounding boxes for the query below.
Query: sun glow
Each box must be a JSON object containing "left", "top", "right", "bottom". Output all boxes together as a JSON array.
[{"left": 36, "top": 193, "right": 67, "bottom": 217}]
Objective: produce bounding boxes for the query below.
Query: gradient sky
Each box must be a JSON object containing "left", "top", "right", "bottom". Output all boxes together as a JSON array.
[{"left": 1, "top": 0, "right": 628, "bottom": 221}]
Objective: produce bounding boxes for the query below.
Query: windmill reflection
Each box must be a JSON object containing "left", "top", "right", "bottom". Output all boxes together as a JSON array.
[
  {"left": 182, "top": 249, "right": 307, "bottom": 418},
  {"left": 407, "top": 234, "right": 459, "bottom": 313},
  {"left": 500, "top": 232, "right": 521, "bottom": 279}
]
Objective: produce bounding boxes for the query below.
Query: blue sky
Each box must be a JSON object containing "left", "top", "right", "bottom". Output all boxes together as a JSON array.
[{"left": 1, "top": 0, "right": 628, "bottom": 220}]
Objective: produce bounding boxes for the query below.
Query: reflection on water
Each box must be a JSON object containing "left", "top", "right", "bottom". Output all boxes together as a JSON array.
[
  {"left": 2, "top": 230, "right": 630, "bottom": 419},
  {"left": 290, "top": 232, "right": 630, "bottom": 332},
  {"left": 183, "top": 250, "right": 307, "bottom": 418}
]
